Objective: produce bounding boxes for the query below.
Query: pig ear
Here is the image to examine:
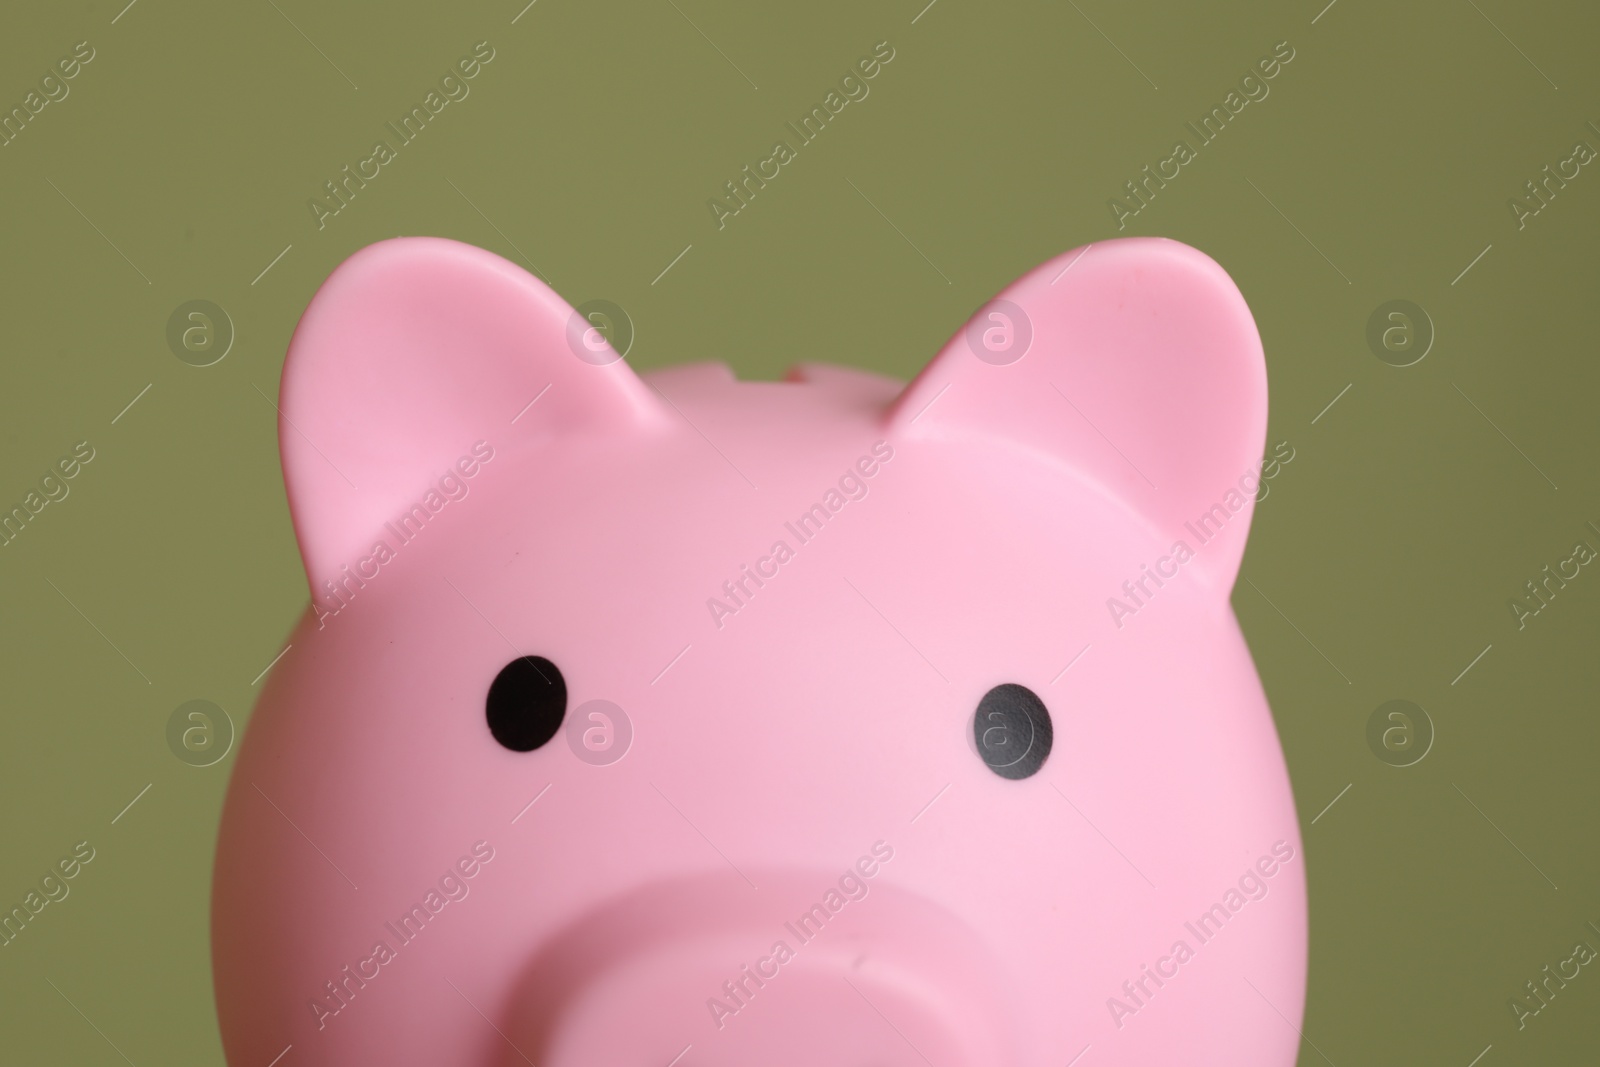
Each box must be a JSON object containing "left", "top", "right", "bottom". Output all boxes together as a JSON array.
[
  {"left": 888, "top": 237, "right": 1267, "bottom": 593},
  {"left": 278, "top": 237, "right": 666, "bottom": 598}
]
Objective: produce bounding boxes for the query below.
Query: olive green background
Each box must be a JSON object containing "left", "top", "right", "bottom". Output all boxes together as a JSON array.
[{"left": 1, "top": 0, "right": 1596, "bottom": 1063}]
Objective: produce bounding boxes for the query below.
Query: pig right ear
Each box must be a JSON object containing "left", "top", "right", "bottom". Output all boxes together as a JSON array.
[
  {"left": 278, "top": 237, "right": 666, "bottom": 599},
  {"left": 886, "top": 237, "right": 1267, "bottom": 594}
]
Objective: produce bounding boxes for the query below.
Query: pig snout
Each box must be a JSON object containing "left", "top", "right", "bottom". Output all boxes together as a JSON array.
[{"left": 494, "top": 871, "right": 1015, "bottom": 1067}]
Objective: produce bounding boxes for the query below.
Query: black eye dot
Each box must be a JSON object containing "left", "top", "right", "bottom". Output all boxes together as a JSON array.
[
  {"left": 973, "top": 683, "right": 1053, "bottom": 780},
  {"left": 486, "top": 656, "right": 566, "bottom": 752}
]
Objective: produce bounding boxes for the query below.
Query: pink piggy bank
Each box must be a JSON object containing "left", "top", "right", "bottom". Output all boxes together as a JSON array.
[{"left": 213, "top": 236, "right": 1306, "bottom": 1066}]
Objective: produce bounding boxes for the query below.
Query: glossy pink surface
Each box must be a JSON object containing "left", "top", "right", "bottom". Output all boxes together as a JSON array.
[{"left": 213, "top": 236, "right": 1306, "bottom": 1066}]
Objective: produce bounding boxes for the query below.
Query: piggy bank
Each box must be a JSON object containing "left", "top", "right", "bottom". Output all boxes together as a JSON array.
[{"left": 213, "top": 236, "right": 1306, "bottom": 1066}]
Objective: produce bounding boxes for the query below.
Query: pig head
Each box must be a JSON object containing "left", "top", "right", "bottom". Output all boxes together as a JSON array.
[{"left": 212, "top": 235, "right": 1307, "bottom": 1066}]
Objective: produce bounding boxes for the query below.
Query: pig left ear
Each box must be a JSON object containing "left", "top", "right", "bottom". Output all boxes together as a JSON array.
[
  {"left": 277, "top": 237, "right": 667, "bottom": 600},
  {"left": 888, "top": 237, "right": 1267, "bottom": 593}
]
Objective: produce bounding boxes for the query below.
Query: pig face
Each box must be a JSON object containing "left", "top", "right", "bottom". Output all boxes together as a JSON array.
[{"left": 213, "top": 236, "right": 1306, "bottom": 1067}]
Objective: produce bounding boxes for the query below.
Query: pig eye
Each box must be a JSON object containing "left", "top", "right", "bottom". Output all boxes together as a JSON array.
[
  {"left": 973, "top": 683, "right": 1052, "bottom": 780},
  {"left": 486, "top": 656, "right": 566, "bottom": 752}
]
